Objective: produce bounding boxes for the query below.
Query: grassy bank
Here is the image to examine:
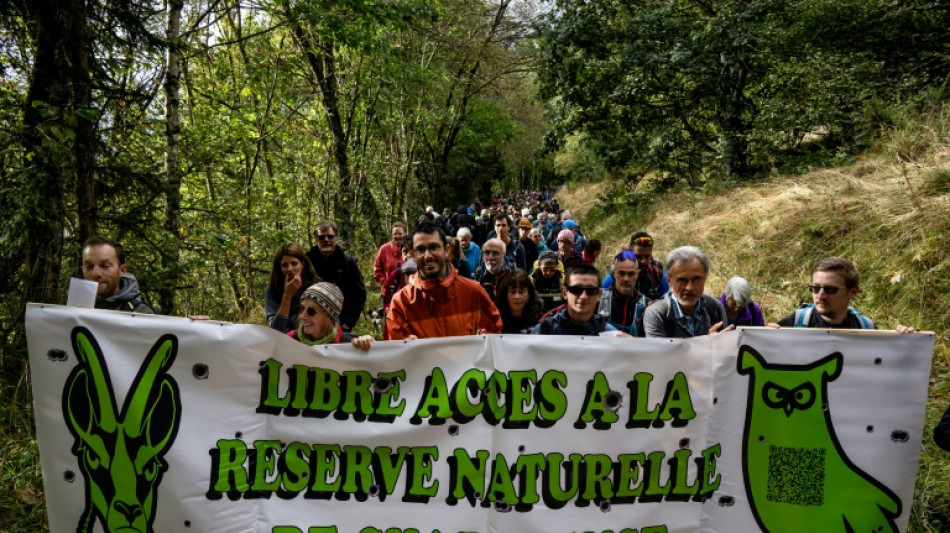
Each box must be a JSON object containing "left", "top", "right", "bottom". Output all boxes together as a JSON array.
[{"left": 563, "top": 106, "right": 950, "bottom": 532}]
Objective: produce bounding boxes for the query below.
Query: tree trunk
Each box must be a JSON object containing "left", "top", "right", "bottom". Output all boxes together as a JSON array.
[
  {"left": 161, "top": 0, "right": 184, "bottom": 315},
  {"left": 72, "top": 0, "right": 96, "bottom": 247},
  {"left": 23, "top": 0, "right": 88, "bottom": 305},
  {"left": 719, "top": 56, "right": 750, "bottom": 179},
  {"left": 283, "top": 6, "right": 387, "bottom": 244}
]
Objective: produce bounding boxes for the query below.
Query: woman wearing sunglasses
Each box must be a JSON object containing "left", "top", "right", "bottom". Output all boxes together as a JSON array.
[
  {"left": 265, "top": 243, "right": 321, "bottom": 333},
  {"left": 287, "top": 282, "right": 374, "bottom": 350}
]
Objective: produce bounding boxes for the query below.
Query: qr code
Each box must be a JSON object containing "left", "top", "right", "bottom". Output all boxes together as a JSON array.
[{"left": 766, "top": 445, "right": 825, "bottom": 506}]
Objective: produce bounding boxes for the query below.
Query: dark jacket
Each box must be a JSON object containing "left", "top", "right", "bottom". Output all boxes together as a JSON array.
[
  {"left": 643, "top": 293, "right": 727, "bottom": 338},
  {"left": 450, "top": 206, "right": 476, "bottom": 236},
  {"left": 935, "top": 403, "right": 950, "bottom": 451},
  {"left": 634, "top": 259, "right": 668, "bottom": 300},
  {"left": 599, "top": 286, "right": 650, "bottom": 336},
  {"left": 531, "top": 269, "right": 563, "bottom": 313},
  {"left": 502, "top": 237, "right": 527, "bottom": 271},
  {"left": 474, "top": 262, "right": 510, "bottom": 301},
  {"left": 777, "top": 304, "right": 875, "bottom": 329},
  {"left": 95, "top": 273, "right": 155, "bottom": 314},
  {"left": 306, "top": 245, "right": 367, "bottom": 330},
  {"left": 532, "top": 308, "right": 616, "bottom": 336}
]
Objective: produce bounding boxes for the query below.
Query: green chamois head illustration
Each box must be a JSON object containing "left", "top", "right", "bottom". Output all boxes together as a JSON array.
[
  {"left": 62, "top": 327, "right": 182, "bottom": 533},
  {"left": 737, "top": 345, "right": 901, "bottom": 533}
]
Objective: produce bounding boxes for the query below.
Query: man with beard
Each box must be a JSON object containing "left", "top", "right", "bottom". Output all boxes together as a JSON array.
[
  {"left": 643, "top": 246, "right": 732, "bottom": 338},
  {"left": 306, "top": 220, "right": 367, "bottom": 332},
  {"left": 385, "top": 222, "right": 502, "bottom": 340},
  {"left": 598, "top": 251, "right": 652, "bottom": 336},
  {"left": 82, "top": 236, "right": 155, "bottom": 313},
  {"left": 475, "top": 238, "right": 511, "bottom": 300}
]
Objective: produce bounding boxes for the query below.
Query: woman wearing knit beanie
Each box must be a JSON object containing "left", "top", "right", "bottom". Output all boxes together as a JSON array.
[{"left": 288, "top": 282, "right": 374, "bottom": 350}]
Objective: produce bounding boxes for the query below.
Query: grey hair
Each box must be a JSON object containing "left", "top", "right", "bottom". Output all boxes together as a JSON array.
[
  {"left": 456, "top": 227, "right": 473, "bottom": 239},
  {"left": 666, "top": 245, "right": 710, "bottom": 274},
  {"left": 723, "top": 276, "right": 752, "bottom": 307}
]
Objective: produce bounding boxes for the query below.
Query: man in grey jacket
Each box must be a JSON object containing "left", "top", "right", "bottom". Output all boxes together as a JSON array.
[
  {"left": 82, "top": 236, "right": 155, "bottom": 313},
  {"left": 643, "top": 245, "right": 731, "bottom": 338}
]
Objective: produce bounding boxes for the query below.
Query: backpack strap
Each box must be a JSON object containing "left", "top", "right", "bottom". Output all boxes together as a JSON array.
[
  {"left": 793, "top": 304, "right": 814, "bottom": 327},
  {"left": 598, "top": 289, "right": 612, "bottom": 318},
  {"left": 848, "top": 307, "right": 875, "bottom": 329}
]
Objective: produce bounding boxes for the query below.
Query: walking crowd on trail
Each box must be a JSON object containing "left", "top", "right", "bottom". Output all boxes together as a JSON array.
[
  {"left": 251, "top": 188, "right": 919, "bottom": 342},
  {"left": 81, "top": 188, "right": 921, "bottom": 342},
  {"left": 79, "top": 187, "right": 936, "bottom": 442}
]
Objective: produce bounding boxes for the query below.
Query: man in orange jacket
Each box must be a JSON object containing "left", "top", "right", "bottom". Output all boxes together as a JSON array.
[{"left": 385, "top": 222, "right": 503, "bottom": 340}]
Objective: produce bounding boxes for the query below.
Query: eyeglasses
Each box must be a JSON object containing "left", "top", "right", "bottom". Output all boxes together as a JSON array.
[
  {"left": 633, "top": 237, "right": 653, "bottom": 247},
  {"left": 565, "top": 285, "right": 600, "bottom": 296},
  {"left": 317, "top": 234, "right": 336, "bottom": 241},
  {"left": 413, "top": 243, "right": 443, "bottom": 255},
  {"left": 808, "top": 284, "right": 842, "bottom": 295},
  {"left": 299, "top": 306, "right": 318, "bottom": 317}
]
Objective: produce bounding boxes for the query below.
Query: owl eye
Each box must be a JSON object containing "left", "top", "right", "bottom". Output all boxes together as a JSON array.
[
  {"left": 789, "top": 383, "right": 816, "bottom": 409},
  {"left": 763, "top": 382, "right": 790, "bottom": 409}
]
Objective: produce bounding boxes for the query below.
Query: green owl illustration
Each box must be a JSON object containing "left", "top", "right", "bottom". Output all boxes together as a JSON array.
[{"left": 737, "top": 345, "right": 901, "bottom": 533}]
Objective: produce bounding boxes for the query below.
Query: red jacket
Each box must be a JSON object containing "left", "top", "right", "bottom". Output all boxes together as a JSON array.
[
  {"left": 373, "top": 241, "right": 403, "bottom": 290},
  {"left": 384, "top": 266, "right": 503, "bottom": 340}
]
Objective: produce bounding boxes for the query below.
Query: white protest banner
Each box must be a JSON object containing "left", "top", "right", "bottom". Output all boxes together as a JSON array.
[{"left": 26, "top": 304, "right": 934, "bottom": 533}]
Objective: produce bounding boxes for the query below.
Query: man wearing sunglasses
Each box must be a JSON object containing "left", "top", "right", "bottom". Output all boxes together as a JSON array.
[
  {"left": 306, "top": 220, "right": 367, "bottom": 332},
  {"left": 532, "top": 264, "right": 618, "bottom": 336},
  {"left": 775, "top": 257, "right": 916, "bottom": 332},
  {"left": 643, "top": 246, "right": 731, "bottom": 338},
  {"left": 629, "top": 232, "right": 668, "bottom": 300},
  {"left": 385, "top": 222, "right": 502, "bottom": 340}
]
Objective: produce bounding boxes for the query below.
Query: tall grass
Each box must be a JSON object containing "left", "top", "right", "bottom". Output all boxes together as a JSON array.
[
  {"left": 0, "top": 345, "right": 46, "bottom": 531},
  {"left": 576, "top": 99, "right": 950, "bottom": 532}
]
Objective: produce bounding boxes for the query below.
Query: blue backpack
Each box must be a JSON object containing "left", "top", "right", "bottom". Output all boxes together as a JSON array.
[{"left": 793, "top": 304, "right": 874, "bottom": 329}]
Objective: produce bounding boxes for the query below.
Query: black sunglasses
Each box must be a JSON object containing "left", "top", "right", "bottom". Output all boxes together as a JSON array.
[
  {"left": 317, "top": 234, "right": 336, "bottom": 241},
  {"left": 565, "top": 285, "right": 600, "bottom": 296},
  {"left": 299, "top": 306, "right": 318, "bottom": 316},
  {"left": 807, "top": 284, "right": 841, "bottom": 295}
]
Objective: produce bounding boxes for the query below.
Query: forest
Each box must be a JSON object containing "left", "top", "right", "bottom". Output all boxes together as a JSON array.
[{"left": 2, "top": 0, "right": 950, "bottom": 530}]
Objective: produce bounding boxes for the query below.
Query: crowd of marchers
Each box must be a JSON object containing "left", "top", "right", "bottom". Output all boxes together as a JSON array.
[
  {"left": 80, "top": 189, "right": 946, "bottom": 447},
  {"left": 79, "top": 189, "right": 921, "bottom": 341}
]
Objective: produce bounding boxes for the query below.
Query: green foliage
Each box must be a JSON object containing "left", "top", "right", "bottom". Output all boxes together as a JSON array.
[
  {"left": 584, "top": 172, "right": 655, "bottom": 230},
  {"left": 537, "top": 0, "right": 950, "bottom": 185},
  {"left": 552, "top": 134, "right": 608, "bottom": 184}
]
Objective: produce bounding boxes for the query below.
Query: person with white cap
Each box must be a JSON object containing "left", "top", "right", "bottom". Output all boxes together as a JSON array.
[{"left": 288, "top": 282, "right": 374, "bottom": 350}]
